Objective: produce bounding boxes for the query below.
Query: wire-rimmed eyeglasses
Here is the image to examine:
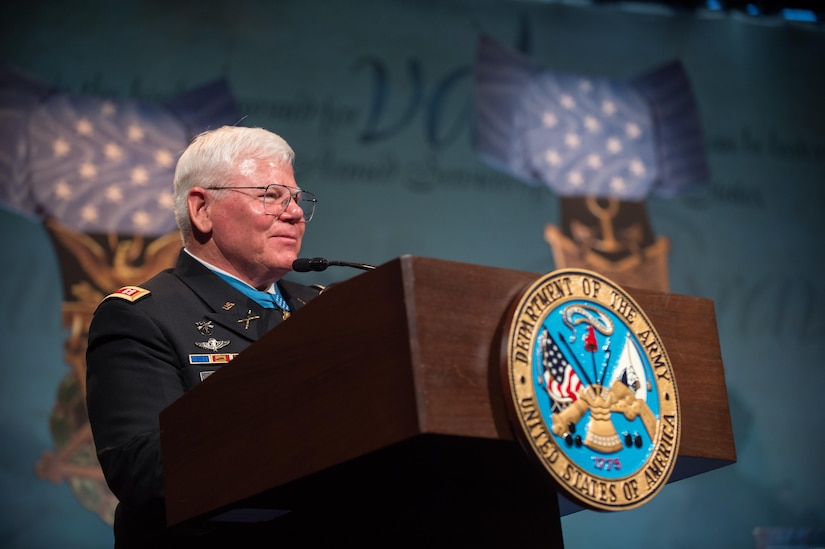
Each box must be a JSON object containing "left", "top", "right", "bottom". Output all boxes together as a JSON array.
[{"left": 204, "top": 184, "right": 317, "bottom": 222}]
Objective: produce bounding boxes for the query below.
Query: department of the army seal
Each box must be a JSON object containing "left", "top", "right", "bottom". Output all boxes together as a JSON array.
[{"left": 501, "top": 268, "right": 680, "bottom": 511}]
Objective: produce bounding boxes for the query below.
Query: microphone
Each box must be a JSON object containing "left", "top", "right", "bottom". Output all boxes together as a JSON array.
[{"left": 292, "top": 257, "right": 376, "bottom": 273}]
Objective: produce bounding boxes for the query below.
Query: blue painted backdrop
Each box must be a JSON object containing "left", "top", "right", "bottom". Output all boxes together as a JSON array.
[{"left": 1, "top": 1, "right": 824, "bottom": 547}]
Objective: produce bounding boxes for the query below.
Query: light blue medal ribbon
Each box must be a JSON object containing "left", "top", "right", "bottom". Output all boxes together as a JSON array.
[{"left": 215, "top": 272, "right": 290, "bottom": 312}]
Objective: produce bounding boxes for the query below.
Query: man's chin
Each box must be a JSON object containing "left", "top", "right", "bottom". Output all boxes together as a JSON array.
[{"left": 270, "top": 255, "right": 299, "bottom": 274}]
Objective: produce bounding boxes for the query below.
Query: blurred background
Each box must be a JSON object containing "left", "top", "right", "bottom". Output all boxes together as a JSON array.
[{"left": 1, "top": 1, "right": 823, "bottom": 547}]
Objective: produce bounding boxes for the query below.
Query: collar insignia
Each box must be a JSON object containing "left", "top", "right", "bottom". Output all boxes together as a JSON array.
[{"left": 238, "top": 310, "right": 260, "bottom": 330}]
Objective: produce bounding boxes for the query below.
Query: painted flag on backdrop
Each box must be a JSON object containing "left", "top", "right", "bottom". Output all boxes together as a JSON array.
[
  {"left": 0, "top": 64, "right": 239, "bottom": 236},
  {"left": 0, "top": 65, "right": 55, "bottom": 215},
  {"left": 472, "top": 35, "right": 709, "bottom": 200}
]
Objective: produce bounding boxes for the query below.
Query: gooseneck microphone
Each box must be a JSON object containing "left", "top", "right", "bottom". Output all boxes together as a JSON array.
[{"left": 292, "top": 257, "right": 376, "bottom": 272}]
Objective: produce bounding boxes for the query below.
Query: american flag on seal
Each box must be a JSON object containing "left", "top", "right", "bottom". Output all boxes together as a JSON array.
[{"left": 538, "top": 327, "right": 583, "bottom": 413}]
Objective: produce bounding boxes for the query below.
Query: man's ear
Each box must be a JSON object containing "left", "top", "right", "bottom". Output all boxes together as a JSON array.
[{"left": 188, "top": 188, "right": 212, "bottom": 235}]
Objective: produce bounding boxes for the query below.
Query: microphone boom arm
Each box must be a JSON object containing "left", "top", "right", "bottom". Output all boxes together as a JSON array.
[{"left": 292, "top": 257, "right": 376, "bottom": 273}]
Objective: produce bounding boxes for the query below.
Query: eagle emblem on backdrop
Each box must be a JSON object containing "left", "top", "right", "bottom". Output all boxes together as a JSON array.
[
  {"left": 0, "top": 63, "right": 239, "bottom": 524},
  {"left": 472, "top": 35, "right": 710, "bottom": 292}
]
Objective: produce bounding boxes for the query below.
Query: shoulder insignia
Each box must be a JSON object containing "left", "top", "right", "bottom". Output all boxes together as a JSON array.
[{"left": 104, "top": 286, "right": 151, "bottom": 303}]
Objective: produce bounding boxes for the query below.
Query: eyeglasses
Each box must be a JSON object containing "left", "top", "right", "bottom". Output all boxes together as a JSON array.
[{"left": 204, "top": 184, "right": 317, "bottom": 222}]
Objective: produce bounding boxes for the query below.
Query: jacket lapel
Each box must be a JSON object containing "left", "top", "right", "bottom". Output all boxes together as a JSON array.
[
  {"left": 170, "top": 250, "right": 323, "bottom": 339},
  {"left": 171, "top": 251, "right": 268, "bottom": 341}
]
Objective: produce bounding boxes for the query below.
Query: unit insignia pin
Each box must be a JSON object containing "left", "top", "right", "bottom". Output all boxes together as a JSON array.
[
  {"left": 222, "top": 302, "right": 235, "bottom": 311},
  {"left": 196, "top": 320, "right": 214, "bottom": 335}
]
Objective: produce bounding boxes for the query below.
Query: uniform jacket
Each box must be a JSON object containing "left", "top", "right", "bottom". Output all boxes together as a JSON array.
[{"left": 85, "top": 249, "right": 321, "bottom": 547}]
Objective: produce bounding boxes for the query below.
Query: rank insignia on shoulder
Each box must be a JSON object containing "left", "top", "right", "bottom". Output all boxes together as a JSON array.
[{"left": 105, "top": 286, "right": 151, "bottom": 303}]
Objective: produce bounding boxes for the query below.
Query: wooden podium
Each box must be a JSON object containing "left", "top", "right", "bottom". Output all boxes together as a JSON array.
[{"left": 159, "top": 255, "right": 736, "bottom": 546}]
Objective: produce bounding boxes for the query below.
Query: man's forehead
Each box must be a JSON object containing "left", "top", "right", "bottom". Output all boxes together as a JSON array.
[{"left": 238, "top": 157, "right": 290, "bottom": 177}]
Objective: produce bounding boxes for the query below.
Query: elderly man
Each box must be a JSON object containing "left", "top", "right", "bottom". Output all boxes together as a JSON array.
[{"left": 86, "top": 126, "right": 321, "bottom": 547}]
